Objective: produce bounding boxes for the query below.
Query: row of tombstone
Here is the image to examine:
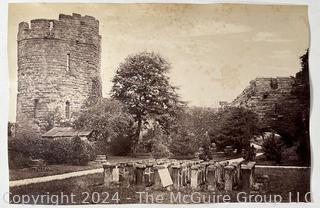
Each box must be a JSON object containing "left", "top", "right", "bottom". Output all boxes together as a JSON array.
[{"left": 102, "top": 159, "right": 256, "bottom": 192}]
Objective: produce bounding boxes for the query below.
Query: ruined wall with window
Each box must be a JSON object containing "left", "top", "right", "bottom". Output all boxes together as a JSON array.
[
  {"left": 16, "top": 13, "right": 102, "bottom": 135},
  {"left": 231, "top": 77, "right": 301, "bottom": 131}
]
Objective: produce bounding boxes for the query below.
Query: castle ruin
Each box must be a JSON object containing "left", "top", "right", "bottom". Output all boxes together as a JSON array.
[
  {"left": 229, "top": 70, "right": 308, "bottom": 135},
  {"left": 16, "top": 13, "right": 102, "bottom": 134}
]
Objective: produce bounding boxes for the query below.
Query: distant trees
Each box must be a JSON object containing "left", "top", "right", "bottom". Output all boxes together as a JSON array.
[
  {"left": 111, "top": 52, "right": 184, "bottom": 156},
  {"left": 209, "top": 106, "right": 259, "bottom": 152}
]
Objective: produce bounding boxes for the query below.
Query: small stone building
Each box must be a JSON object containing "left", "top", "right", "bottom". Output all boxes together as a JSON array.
[{"left": 42, "top": 127, "right": 92, "bottom": 141}]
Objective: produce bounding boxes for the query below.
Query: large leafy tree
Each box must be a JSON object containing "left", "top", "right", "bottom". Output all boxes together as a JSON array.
[{"left": 111, "top": 52, "right": 183, "bottom": 155}]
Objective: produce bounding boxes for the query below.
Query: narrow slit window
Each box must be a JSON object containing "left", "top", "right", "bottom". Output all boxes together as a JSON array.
[
  {"left": 34, "top": 99, "right": 39, "bottom": 119},
  {"left": 65, "top": 101, "right": 70, "bottom": 119},
  {"left": 49, "top": 21, "right": 54, "bottom": 32},
  {"left": 66, "top": 53, "right": 70, "bottom": 72}
]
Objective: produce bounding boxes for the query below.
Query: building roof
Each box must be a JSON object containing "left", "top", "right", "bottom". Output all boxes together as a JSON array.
[{"left": 42, "top": 127, "right": 92, "bottom": 138}]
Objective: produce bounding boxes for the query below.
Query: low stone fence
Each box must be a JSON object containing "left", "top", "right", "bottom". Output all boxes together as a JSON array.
[{"left": 102, "top": 159, "right": 256, "bottom": 192}]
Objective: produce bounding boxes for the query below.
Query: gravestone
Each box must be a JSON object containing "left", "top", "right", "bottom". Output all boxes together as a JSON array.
[
  {"left": 95, "top": 154, "right": 107, "bottom": 163},
  {"left": 112, "top": 164, "right": 120, "bottom": 184},
  {"left": 171, "top": 164, "right": 182, "bottom": 189},
  {"left": 241, "top": 161, "right": 256, "bottom": 192},
  {"left": 118, "top": 162, "right": 129, "bottom": 187},
  {"left": 127, "top": 162, "right": 136, "bottom": 186},
  {"left": 158, "top": 167, "right": 173, "bottom": 188},
  {"left": 144, "top": 163, "right": 155, "bottom": 187},
  {"left": 191, "top": 165, "right": 200, "bottom": 190},
  {"left": 224, "top": 165, "right": 236, "bottom": 191},
  {"left": 224, "top": 146, "right": 233, "bottom": 156},
  {"left": 103, "top": 163, "right": 116, "bottom": 186},
  {"left": 136, "top": 164, "right": 146, "bottom": 186},
  {"left": 153, "top": 165, "right": 165, "bottom": 189},
  {"left": 207, "top": 164, "right": 217, "bottom": 191}
]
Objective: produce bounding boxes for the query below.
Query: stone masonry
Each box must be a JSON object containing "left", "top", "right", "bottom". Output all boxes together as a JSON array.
[
  {"left": 230, "top": 77, "right": 301, "bottom": 130},
  {"left": 16, "top": 13, "right": 102, "bottom": 135}
]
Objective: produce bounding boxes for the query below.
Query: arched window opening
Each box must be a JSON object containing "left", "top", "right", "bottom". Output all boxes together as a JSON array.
[
  {"left": 92, "top": 79, "right": 97, "bottom": 93},
  {"left": 66, "top": 53, "right": 70, "bottom": 72},
  {"left": 33, "top": 99, "right": 39, "bottom": 119},
  {"left": 65, "top": 101, "right": 70, "bottom": 119}
]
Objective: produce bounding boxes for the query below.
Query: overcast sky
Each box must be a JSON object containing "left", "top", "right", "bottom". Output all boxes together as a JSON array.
[{"left": 8, "top": 3, "right": 309, "bottom": 121}]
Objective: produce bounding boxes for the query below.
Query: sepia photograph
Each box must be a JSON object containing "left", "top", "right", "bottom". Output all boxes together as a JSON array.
[{"left": 6, "top": 2, "right": 310, "bottom": 204}]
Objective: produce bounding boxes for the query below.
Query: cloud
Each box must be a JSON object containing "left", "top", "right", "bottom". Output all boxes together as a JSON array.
[
  {"left": 245, "top": 32, "right": 295, "bottom": 43},
  {"left": 186, "top": 21, "right": 252, "bottom": 37}
]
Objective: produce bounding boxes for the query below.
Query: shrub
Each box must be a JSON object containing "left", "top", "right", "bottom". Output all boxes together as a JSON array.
[
  {"left": 45, "top": 137, "right": 96, "bottom": 166},
  {"left": 8, "top": 150, "right": 32, "bottom": 169},
  {"left": 109, "top": 135, "right": 132, "bottom": 156},
  {"left": 262, "top": 133, "right": 282, "bottom": 163},
  {"left": 8, "top": 136, "right": 49, "bottom": 169},
  {"left": 9, "top": 136, "right": 96, "bottom": 166},
  {"left": 151, "top": 142, "right": 172, "bottom": 159}
]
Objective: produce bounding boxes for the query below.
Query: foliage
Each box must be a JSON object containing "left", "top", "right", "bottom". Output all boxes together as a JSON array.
[
  {"left": 169, "top": 107, "right": 217, "bottom": 157},
  {"left": 295, "top": 49, "right": 310, "bottom": 164},
  {"left": 109, "top": 135, "right": 133, "bottom": 156},
  {"left": 8, "top": 151, "right": 32, "bottom": 169},
  {"left": 42, "top": 137, "right": 96, "bottom": 165},
  {"left": 74, "top": 98, "right": 135, "bottom": 156},
  {"left": 209, "top": 106, "right": 259, "bottom": 152},
  {"left": 111, "top": 51, "right": 184, "bottom": 155},
  {"left": 9, "top": 136, "right": 96, "bottom": 166},
  {"left": 151, "top": 142, "right": 172, "bottom": 159},
  {"left": 269, "top": 49, "right": 310, "bottom": 164},
  {"left": 262, "top": 133, "right": 282, "bottom": 163},
  {"left": 8, "top": 122, "right": 15, "bottom": 137}
]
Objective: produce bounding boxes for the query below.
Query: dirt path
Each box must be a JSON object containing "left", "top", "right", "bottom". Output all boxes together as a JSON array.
[{"left": 9, "top": 168, "right": 104, "bottom": 187}]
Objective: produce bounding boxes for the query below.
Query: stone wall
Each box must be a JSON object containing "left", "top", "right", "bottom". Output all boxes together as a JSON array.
[
  {"left": 16, "top": 13, "right": 102, "bottom": 135},
  {"left": 231, "top": 77, "right": 301, "bottom": 130}
]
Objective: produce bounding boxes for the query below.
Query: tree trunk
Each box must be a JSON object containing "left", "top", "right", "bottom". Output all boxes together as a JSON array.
[{"left": 132, "top": 118, "right": 142, "bottom": 157}]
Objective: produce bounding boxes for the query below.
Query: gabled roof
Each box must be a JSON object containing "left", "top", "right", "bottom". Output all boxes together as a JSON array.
[{"left": 42, "top": 127, "right": 92, "bottom": 138}]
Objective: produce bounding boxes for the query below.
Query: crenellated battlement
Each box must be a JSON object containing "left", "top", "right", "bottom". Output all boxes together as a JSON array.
[
  {"left": 18, "top": 13, "right": 100, "bottom": 46},
  {"left": 232, "top": 76, "right": 295, "bottom": 106}
]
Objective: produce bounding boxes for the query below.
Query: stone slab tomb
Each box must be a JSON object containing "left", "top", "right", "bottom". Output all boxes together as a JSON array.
[{"left": 102, "top": 159, "right": 255, "bottom": 192}]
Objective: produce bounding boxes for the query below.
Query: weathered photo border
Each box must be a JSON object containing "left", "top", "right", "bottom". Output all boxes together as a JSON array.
[{"left": 1, "top": 0, "right": 320, "bottom": 207}]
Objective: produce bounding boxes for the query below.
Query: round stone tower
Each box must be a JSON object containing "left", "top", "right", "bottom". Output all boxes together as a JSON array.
[{"left": 16, "top": 13, "right": 102, "bottom": 134}]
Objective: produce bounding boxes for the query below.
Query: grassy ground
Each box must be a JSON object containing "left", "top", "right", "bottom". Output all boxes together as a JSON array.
[
  {"left": 10, "top": 167, "right": 311, "bottom": 204},
  {"left": 255, "top": 155, "right": 310, "bottom": 167},
  {"left": 9, "top": 156, "right": 146, "bottom": 181}
]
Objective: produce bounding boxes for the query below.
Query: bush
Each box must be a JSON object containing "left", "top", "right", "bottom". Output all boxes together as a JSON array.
[
  {"left": 44, "top": 137, "right": 96, "bottom": 166},
  {"left": 8, "top": 150, "right": 32, "bottom": 169},
  {"left": 262, "top": 133, "right": 282, "bottom": 163},
  {"left": 9, "top": 136, "right": 96, "bottom": 166},
  {"left": 109, "top": 135, "right": 132, "bottom": 156},
  {"left": 151, "top": 142, "right": 172, "bottom": 159}
]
